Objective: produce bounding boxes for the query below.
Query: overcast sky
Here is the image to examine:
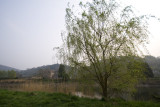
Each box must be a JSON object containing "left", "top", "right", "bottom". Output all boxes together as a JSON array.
[{"left": 0, "top": 0, "right": 160, "bottom": 70}]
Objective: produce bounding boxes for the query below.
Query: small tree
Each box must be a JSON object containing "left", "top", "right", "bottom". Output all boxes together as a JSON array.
[
  {"left": 62, "top": 0, "right": 150, "bottom": 100},
  {"left": 58, "top": 64, "right": 69, "bottom": 81},
  {"left": 8, "top": 70, "right": 16, "bottom": 79},
  {"left": 0, "top": 70, "right": 7, "bottom": 79}
]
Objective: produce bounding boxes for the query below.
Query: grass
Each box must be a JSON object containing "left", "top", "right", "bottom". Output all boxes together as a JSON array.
[{"left": 0, "top": 89, "right": 160, "bottom": 107}]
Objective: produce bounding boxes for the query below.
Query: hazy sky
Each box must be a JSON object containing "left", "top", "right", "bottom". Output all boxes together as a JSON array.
[{"left": 0, "top": 0, "right": 160, "bottom": 70}]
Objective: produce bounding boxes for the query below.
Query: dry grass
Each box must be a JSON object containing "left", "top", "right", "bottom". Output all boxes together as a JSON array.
[
  {"left": 0, "top": 79, "right": 78, "bottom": 94},
  {"left": 0, "top": 79, "right": 101, "bottom": 99}
]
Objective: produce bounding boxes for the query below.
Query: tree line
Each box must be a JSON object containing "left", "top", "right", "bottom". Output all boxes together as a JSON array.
[{"left": 0, "top": 70, "right": 17, "bottom": 79}]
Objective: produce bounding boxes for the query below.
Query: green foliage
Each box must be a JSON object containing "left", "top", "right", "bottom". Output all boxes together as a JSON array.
[
  {"left": 107, "top": 56, "right": 144, "bottom": 97},
  {"left": 0, "top": 70, "right": 7, "bottom": 79},
  {"left": 0, "top": 70, "right": 16, "bottom": 79},
  {"left": 58, "top": 64, "right": 65, "bottom": 78},
  {"left": 0, "top": 89, "right": 159, "bottom": 107},
  {"left": 143, "top": 62, "right": 154, "bottom": 78},
  {"left": 58, "top": 64, "right": 69, "bottom": 81},
  {"left": 8, "top": 70, "right": 17, "bottom": 79},
  {"left": 62, "top": 0, "right": 150, "bottom": 100}
]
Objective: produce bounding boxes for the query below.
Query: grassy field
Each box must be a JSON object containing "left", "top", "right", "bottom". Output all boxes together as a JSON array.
[{"left": 0, "top": 89, "right": 160, "bottom": 107}]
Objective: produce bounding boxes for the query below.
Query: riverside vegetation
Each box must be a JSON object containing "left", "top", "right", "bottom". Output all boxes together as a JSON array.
[
  {"left": 0, "top": 0, "right": 160, "bottom": 106},
  {"left": 0, "top": 78, "right": 160, "bottom": 100},
  {"left": 0, "top": 89, "right": 160, "bottom": 107}
]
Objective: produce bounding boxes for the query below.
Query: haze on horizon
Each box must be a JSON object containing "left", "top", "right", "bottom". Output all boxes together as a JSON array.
[{"left": 0, "top": 0, "right": 160, "bottom": 70}]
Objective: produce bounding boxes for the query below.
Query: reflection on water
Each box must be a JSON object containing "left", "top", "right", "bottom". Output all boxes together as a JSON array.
[
  {"left": 74, "top": 85, "right": 160, "bottom": 101},
  {"left": 74, "top": 91, "right": 102, "bottom": 99},
  {"left": 134, "top": 79, "right": 160, "bottom": 101},
  {"left": 74, "top": 80, "right": 160, "bottom": 101},
  {"left": 134, "top": 85, "right": 160, "bottom": 101}
]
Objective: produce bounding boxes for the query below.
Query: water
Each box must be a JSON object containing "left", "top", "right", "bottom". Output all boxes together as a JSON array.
[
  {"left": 74, "top": 91, "right": 102, "bottom": 99},
  {"left": 135, "top": 85, "right": 160, "bottom": 101}
]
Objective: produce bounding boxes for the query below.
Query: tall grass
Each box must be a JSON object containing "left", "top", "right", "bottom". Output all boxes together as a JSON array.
[
  {"left": 0, "top": 79, "right": 99, "bottom": 98},
  {"left": 0, "top": 79, "right": 78, "bottom": 93}
]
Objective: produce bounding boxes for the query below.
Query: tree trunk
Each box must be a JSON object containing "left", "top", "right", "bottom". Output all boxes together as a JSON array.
[{"left": 102, "top": 79, "right": 108, "bottom": 101}]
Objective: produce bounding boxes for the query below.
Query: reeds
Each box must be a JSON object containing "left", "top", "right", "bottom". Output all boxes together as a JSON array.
[
  {"left": 0, "top": 79, "right": 78, "bottom": 94},
  {"left": 0, "top": 79, "right": 101, "bottom": 99}
]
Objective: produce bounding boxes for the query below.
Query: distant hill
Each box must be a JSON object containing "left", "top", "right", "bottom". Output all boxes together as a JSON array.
[
  {"left": 0, "top": 65, "right": 20, "bottom": 71},
  {"left": 19, "top": 64, "right": 60, "bottom": 77}
]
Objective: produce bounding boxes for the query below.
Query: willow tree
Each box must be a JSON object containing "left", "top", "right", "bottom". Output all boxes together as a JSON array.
[{"left": 63, "top": 0, "right": 149, "bottom": 100}]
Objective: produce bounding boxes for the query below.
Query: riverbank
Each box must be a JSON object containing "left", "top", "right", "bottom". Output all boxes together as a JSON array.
[
  {"left": 0, "top": 78, "right": 160, "bottom": 101},
  {"left": 0, "top": 89, "right": 159, "bottom": 107}
]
